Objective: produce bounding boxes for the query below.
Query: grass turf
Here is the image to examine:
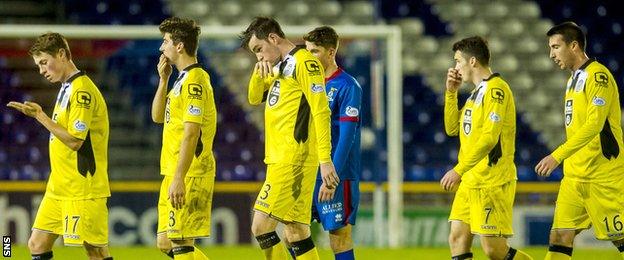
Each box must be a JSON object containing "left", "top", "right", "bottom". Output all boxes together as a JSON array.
[{"left": 7, "top": 245, "right": 620, "bottom": 259}]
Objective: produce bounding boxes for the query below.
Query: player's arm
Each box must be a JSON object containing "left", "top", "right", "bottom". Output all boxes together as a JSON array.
[
  {"left": 169, "top": 79, "right": 211, "bottom": 209},
  {"left": 332, "top": 83, "right": 362, "bottom": 175},
  {"left": 444, "top": 68, "right": 462, "bottom": 136},
  {"left": 551, "top": 70, "right": 615, "bottom": 162},
  {"left": 248, "top": 61, "right": 272, "bottom": 105},
  {"left": 152, "top": 54, "right": 172, "bottom": 123},
  {"left": 453, "top": 87, "right": 508, "bottom": 175},
  {"left": 297, "top": 58, "right": 339, "bottom": 187}
]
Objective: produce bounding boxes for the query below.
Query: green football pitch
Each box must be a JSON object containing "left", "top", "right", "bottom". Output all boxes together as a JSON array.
[{"left": 6, "top": 246, "right": 621, "bottom": 259}]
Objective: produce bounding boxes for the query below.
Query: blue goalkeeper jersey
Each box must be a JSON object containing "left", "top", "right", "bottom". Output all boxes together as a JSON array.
[{"left": 322, "top": 68, "right": 362, "bottom": 180}]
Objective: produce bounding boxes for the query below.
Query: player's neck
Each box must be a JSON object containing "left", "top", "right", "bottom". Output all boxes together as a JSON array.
[
  {"left": 324, "top": 61, "right": 338, "bottom": 78},
  {"left": 278, "top": 40, "right": 297, "bottom": 61},
  {"left": 571, "top": 53, "right": 590, "bottom": 71},
  {"left": 174, "top": 55, "right": 198, "bottom": 72},
  {"left": 472, "top": 67, "right": 493, "bottom": 86},
  {"left": 61, "top": 61, "right": 79, "bottom": 83}
]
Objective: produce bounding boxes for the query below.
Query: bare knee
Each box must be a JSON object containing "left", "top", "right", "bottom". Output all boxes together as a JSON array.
[
  {"left": 480, "top": 237, "right": 509, "bottom": 260},
  {"left": 251, "top": 213, "right": 278, "bottom": 237},
  {"left": 28, "top": 233, "right": 54, "bottom": 254},
  {"left": 448, "top": 229, "right": 471, "bottom": 251},
  {"left": 84, "top": 243, "right": 109, "bottom": 259},
  {"left": 329, "top": 227, "right": 353, "bottom": 253},
  {"left": 284, "top": 223, "right": 310, "bottom": 242},
  {"left": 549, "top": 230, "right": 575, "bottom": 247},
  {"left": 156, "top": 234, "right": 172, "bottom": 253}
]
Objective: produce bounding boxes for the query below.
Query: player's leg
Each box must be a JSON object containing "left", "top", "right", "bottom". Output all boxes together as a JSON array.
[
  {"left": 30, "top": 195, "right": 62, "bottom": 259},
  {"left": 284, "top": 222, "right": 318, "bottom": 260},
  {"left": 546, "top": 178, "right": 588, "bottom": 260},
  {"left": 448, "top": 183, "right": 473, "bottom": 259},
  {"left": 477, "top": 181, "right": 532, "bottom": 259},
  {"left": 280, "top": 164, "right": 319, "bottom": 260},
  {"left": 83, "top": 243, "right": 112, "bottom": 260},
  {"left": 169, "top": 176, "right": 214, "bottom": 260},
  {"left": 586, "top": 179, "right": 624, "bottom": 259},
  {"left": 28, "top": 230, "right": 58, "bottom": 260},
  {"left": 157, "top": 176, "right": 175, "bottom": 257},
  {"left": 252, "top": 211, "right": 288, "bottom": 260},
  {"left": 329, "top": 224, "right": 354, "bottom": 259}
]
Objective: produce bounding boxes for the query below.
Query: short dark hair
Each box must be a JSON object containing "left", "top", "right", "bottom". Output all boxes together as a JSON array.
[
  {"left": 159, "top": 17, "right": 201, "bottom": 57},
  {"left": 29, "top": 32, "right": 72, "bottom": 60},
  {"left": 452, "top": 36, "right": 490, "bottom": 66},
  {"left": 303, "top": 26, "right": 339, "bottom": 50},
  {"left": 546, "top": 21, "right": 586, "bottom": 51},
  {"left": 239, "top": 17, "right": 285, "bottom": 50}
]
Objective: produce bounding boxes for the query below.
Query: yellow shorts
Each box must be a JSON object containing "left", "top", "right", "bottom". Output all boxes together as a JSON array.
[
  {"left": 157, "top": 175, "right": 215, "bottom": 240},
  {"left": 449, "top": 181, "right": 516, "bottom": 237},
  {"left": 552, "top": 177, "right": 624, "bottom": 240},
  {"left": 32, "top": 195, "right": 108, "bottom": 246},
  {"left": 254, "top": 163, "right": 317, "bottom": 224}
]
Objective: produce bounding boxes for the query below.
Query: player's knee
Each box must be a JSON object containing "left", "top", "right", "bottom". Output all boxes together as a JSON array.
[
  {"left": 448, "top": 231, "right": 468, "bottom": 248},
  {"left": 156, "top": 236, "right": 172, "bottom": 253},
  {"left": 83, "top": 243, "right": 106, "bottom": 258},
  {"left": 481, "top": 244, "right": 505, "bottom": 259},
  {"left": 549, "top": 230, "right": 575, "bottom": 247},
  {"left": 28, "top": 236, "right": 49, "bottom": 253},
  {"left": 284, "top": 224, "right": 310, "bottom": 242},
  {"left": 329, "top": 229, "right": 353, "bottom": 252}
]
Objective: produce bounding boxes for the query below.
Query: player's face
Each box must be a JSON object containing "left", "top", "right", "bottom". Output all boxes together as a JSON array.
[
  {"left": 248, "top": 34, "right": 280, "bottom": 65},
  {"left": 159, "top": 33, "right": 178, "bottom": 63},
  {"left": 548, "top": 34, "right": 573, "bottom": 70},
  {"left": 305, "top": 41, "right": 331, "bottom": 69},
  {"left": 453, "top": 51, "right": 469, "bottom": 83},
  {"left": 32, "top": 51, "right": 65, "bottom": 83}
]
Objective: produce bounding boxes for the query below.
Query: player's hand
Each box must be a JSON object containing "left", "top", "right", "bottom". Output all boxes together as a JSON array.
[
  {"left": 254, "top": 61, "right": 274, "bottom": 78},
  {"left": 158, "top": 54, "right": 172, "bottom": 80},
  {"left": 535, "top": 155, "right": 560, "bottom": 177},
  {"left": 440, "top": 168, "right": 461, "bottom": 191},
  {"left": 318, "top": 183, "right": 336, "bottom": 202},
  {"left": 446, "top": 68, "right": 462, "bottom": 93},
  {"left": 168, "top": 177, "right": 186, "bottom": 210},
  {"left": 7, "top": 101, "right": 43, "bottom": 118},
  {"left": 320, "top": 162, "right": 340, "bottom": 189}
]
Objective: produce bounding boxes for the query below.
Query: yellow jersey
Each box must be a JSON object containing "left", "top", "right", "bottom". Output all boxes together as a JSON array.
[
  {"left": 248, "top": 46, "right": 332, "bottom": 166},
  {"left": 48, "top": 71, "right": 110, "bottom": 200},
  {"left": 551, "top": 59, "right": 624, "bottom": 182},
  {"left": 160, "top": 63, "right": 217, "bottom": 177},
  {"left": 160, "top": 64, "right": 217, "bottom": 177},
  {"left": 444, "top": 73, "right": 517, "bottom": 188}
]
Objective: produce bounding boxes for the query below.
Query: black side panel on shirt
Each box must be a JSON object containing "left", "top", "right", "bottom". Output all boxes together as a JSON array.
[
  {"left": 262, "top": 90, "right": 268, "bottom": 103},
  {"left": 600, "top": 120, "right": 620, "bottom": 159},
  {"left": 488, "top": 136, "right": 502, "bottom": 166},
  {"left": 77, "top": 131, "right": 96, "bottom": 177},
  {"left": 195, "top": 130, "right": 203, "bottom": 157},
  {"left": 293, "top": 95, "right": 310, "bottom": 143}
]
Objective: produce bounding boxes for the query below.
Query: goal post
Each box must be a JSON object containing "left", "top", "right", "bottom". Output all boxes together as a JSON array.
[{"left": 0, "top": 24, "right": 404, "bottom": 247}]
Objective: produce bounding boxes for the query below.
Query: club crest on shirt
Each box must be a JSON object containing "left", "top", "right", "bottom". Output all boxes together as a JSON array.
[
  {"left": 327, "top": 87, "right": 337, "bottom": 102},
  {"left": 268, "top": 80, "right": 281, "bottom": 107},
  {"left": 463, "top": 109, "right": 472, "bottom": 135},
  {"left": 565, "top": 99, "right": 573, "bottom": 126}
]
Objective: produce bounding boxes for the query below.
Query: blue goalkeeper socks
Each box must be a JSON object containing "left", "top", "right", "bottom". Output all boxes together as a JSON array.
[{"left": 335, "top": 249, "right": 354, "bottom": 260}]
